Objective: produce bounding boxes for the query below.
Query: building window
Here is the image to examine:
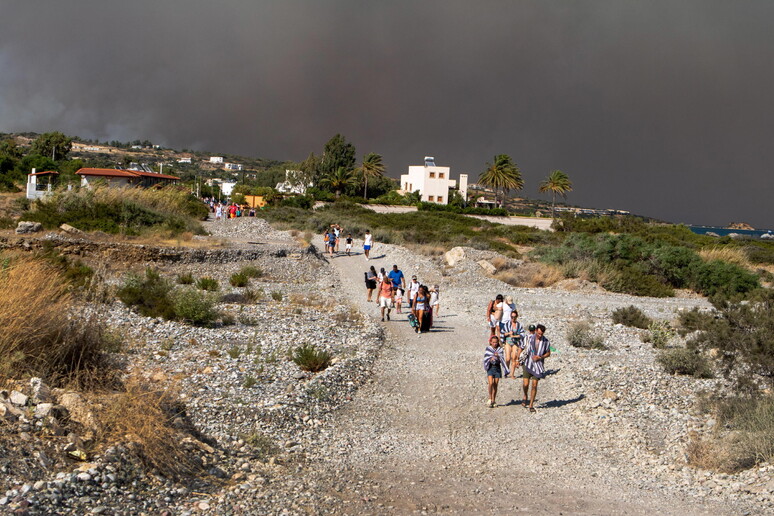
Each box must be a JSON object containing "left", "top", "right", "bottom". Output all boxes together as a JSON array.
[
  {"left": 437, "top": 196, "right": 443, "bottom": 203},
  {"left": 428, "top": 195, "right": 434, "bottom": 202},
  {"left": 429, "top": 172, "right": 435, "bottom": 178},
  {"left": 439, "top": 173, "right": 445, "bottom": 179}
]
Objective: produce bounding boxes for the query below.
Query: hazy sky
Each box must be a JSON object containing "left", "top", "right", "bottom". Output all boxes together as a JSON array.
[{"left": 1, "top": 1, "right": 772, "bottom": 227}]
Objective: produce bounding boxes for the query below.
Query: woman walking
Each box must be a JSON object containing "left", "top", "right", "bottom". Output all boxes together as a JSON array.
[
  {"left": 501, "top": 310, "right": 526, "bottom": 378},
  {"left": 483, "top": 335, "right": 509, "bottom": 408},
  {"left": 364, "top": 265, "right": 378, "bottom": 302},
  {"left": 522, "top": 324, "right": 551, "bottom": 412},
  {"left": 413, "top": 285, "right": 429, "bottom": 334},
  {"left": 486, "top": 294, "right": 504, "bottom": 338}
]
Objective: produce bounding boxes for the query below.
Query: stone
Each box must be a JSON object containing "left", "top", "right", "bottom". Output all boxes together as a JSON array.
[
  {"left": 603, "top": 390, "right": 619, "bottom": 401},
  {"left": 15, "top": 221, "right": 42, "bottom": 234},
  {"left": 444, "top": 247, "right": 466, "bottom": 267},
  {"left": 34, "top": 403, "right": 54, "bottom": 419},
  {"left": 477, "top": 260, "right": 497, "bottom": 275},
  {"left": 58, "top": 392, "right": 96, "bottom": 429},
  {"left": 9, "top": 391, "right": 28, "bottom": 406},
  {"left": 59, "top": 223, "right": 82, "bottom": 234},
  {"left": 30, "top": 377, "right": 52, "bottom": 403}
]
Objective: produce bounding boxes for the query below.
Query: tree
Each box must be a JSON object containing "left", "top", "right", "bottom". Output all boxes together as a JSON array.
[
  {"left": 539, "top": 169, "right": 573, "bottom": 220},
  {"left": 478, "top": 154, "right": 524, "bottom": 206},
  {"left": 320, "top": 134, "right": 355, "bottom": 175},
  {"left": 30, "top": 132, "right": 73, "bottom": 161},
  {"left": 319, "top": 167, "right": 357, "bottom": 198},
  {"left": 358, "top": 152, "right": 385, "bottom": 199}
]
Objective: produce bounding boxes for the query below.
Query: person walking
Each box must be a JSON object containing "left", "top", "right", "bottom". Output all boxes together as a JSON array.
[
  {"left": 377, "top": 274, "right": 393, "bottom": 321},
  {"left": 408, "top": 275, "right": 420, "bottom": 309},
  {"left": 394, "top": 287, "right": 404, "bottom": 314},
  {"left": 413, "top": 285, "right": 430, "bottom": 334},
  {"left": 387, "top": 264, "right": 406, "bottom": 301},
  {"left": 363, "top": 230, "right": 373, "bottom": 260},
  {"left": 483, "top": 335, "right": 509, "bottom": 408},
  {"left": 345, "top": 233, "right": 353, "bottom": 256},
  {"left": 486, "top": 294, "right": 504, "bottom": 338},
  {"left": 429, "top": 285, "right": 440, "bottom": 318},
  {"left": 501, "top": 310, "right": 526, "bottom": 378},
  {"left": 522, "top": 324, "right": 551, "bottom": 412},
  {"left": 364, "top": 265, "right": 378, "bottom": 302},
  {"left": 333, "top": 224, "right": 341, "bottom": 253},
  {"left": 215, "top": 203, "right": 223, "bottom": 221},
  {"left": 327, "top": 228, "right": 337, "bottom": 257}
]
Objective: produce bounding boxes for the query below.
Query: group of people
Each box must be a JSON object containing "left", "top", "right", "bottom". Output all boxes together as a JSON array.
[
  {"left": 365, "top": 264, "right": 440, "bottom": 334},
  {"left": 323, "top": 225, "right": 374, "bottom": 259},
  {"left": 483, "top": 293, "right": 551, "bottom": 412},
  {"left": 211, "top": 202, "right": 256, "bottom": 220}
]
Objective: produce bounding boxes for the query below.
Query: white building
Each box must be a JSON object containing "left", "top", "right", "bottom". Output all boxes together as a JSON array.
[
  {"left": 225, "top": 162, "right": 243, "bottom": 171},
  {"left": 399, "top": 157, "right": 468, "bottom": 205},
  {"left": 209, "top": 156, "right": 224, "bottom": 164},
  {"left": 177, "top": 157, "right": 192, "bottom": 164},
  {"left": 220, "top": 181, "right": 237, "bottom": 197}
]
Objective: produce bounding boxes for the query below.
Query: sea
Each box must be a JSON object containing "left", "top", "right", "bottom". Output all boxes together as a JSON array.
[{"left": 688, "top": 226, "right": 774, "bottom": 239}]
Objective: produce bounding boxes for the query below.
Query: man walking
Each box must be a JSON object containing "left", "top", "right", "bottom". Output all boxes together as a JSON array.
[{"left": 387, "top": 264, "right": 406, "bottom": 302}]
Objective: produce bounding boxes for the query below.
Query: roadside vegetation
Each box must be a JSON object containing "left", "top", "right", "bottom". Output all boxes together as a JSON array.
[{"left": 21, "top": 185, "right": 207, "bottom": 236}]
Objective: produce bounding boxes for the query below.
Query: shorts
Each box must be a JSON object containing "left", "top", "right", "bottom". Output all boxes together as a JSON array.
[
  {"left": 522, "top": 367, "right": 539, "bottom": 380},
  {"left": 364, "top": 245, "right": 371, "bottom": 250},
  {"left": 366, "top": 280, "right": 377, "bottom": 289},
  {"left": 346, "top": 244, "right": 352, "bottom": 250},
  {"left": 379, "top": 296, "right": 392, "bottom": 308},
  {"left": 489, "top": 315, "right": 500, "bottom": 328},
  {"left": 487, "top": 365, "right": 502, "bottom": 378}
]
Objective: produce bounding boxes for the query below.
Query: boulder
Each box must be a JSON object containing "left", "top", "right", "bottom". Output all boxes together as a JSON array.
[
  {"left": 58, "top": 392, "right": 97, "bottom": 430},
  {"left": 15, "top": 221, "right": 42, "bottom": 234},
  {"left": 444, "top": 247, "right": 466, "bottom": 267},
  {"left": 602, "top": 390, "right": 619, "bottom": 401},
  {"left": 30, "top": 377, "right": 52, "bottom": 404},
  {"left": 9, "top": 390, "right": 29, "bottom": 406},
  {"left": 59, "top": 223, "right": 82, "bottom": 234},
  {"left": 477, "top": 259, "right": 497, "bottom": 275},
  {"left": 34, "top": 403, "right": 54, "bottom": 419}
]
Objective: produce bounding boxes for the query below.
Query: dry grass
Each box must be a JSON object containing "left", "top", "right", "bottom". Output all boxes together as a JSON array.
[
  {"left": 0, "top": 254, "right": 116, "bottom": 388},
  {"left": 699, "top": 247, "right": 751, "bottom": 269},
  {"left": 686, "top": 436, "right": 742, "bottom": 472},
  {"left": 98, "top": 375, "right": 200, "bottom": 478},
  {"left": 498, "top": 262, "right": 563, "bottom": 288}
]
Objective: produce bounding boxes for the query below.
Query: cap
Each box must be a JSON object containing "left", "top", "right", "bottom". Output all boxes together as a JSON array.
[
  {"left": 412, "top": 275, "right": 417, "bottom": 279},
  {"left": 528, "top": 324, "right": 536, "bottom": 331}
]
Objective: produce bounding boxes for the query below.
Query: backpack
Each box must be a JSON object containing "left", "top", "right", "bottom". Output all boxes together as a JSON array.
[{"left": 324, "top": 233, "right": 329, "bottom": 242}]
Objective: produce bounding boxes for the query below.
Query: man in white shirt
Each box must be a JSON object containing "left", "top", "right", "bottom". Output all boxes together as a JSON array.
[{"left": 408, "top": 276, "right": 420, "bottom": 309}]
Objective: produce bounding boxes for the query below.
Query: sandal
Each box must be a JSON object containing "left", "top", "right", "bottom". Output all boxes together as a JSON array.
[
  {"left": 521, "top": 399, "right": 527, "bottom": 408},
  {"left": 529, "top": 407, "right": 536, "bottom": 413}
]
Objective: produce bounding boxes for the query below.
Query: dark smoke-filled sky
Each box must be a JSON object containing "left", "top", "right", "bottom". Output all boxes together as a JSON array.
[{"left": 2, "top": 1, "right": 772, "bottom": 227}]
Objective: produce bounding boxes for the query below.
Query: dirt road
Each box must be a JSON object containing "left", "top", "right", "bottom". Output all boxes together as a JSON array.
[{"left": 313, "top": 238, "right": 743, "bottom": 515}]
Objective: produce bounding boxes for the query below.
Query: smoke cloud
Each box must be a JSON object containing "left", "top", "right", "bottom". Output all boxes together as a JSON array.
[{"left": 1, "top": 1, "right": 772, "bottom": 227}]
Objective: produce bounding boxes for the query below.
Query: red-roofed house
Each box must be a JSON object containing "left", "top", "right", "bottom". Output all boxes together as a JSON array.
[{"left": 75, "top": 168, "right": 179, "bottom": 188}]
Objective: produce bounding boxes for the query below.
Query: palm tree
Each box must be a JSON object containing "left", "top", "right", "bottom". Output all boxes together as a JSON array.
[
  {"left": 538, "top": 169, "right": 573, "bottom": 219},
  {"left": 358, "top": 152, "right": 385, "bottom": 200},
  {"left": 478, "top": 154, "right": 524, "bottom": 206},
  {"left": 319, "top": 167, "right": 357, "bottom": 198}
]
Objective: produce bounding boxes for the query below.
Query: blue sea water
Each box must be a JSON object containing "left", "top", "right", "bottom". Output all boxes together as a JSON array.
[{"left": 689, "top": 226, "right": 774, "bottom": 239}]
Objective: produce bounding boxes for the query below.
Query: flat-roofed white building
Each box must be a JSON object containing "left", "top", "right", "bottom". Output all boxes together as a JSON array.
[{"left": 400, "top": 157, "right": 467, "bottom": 205}]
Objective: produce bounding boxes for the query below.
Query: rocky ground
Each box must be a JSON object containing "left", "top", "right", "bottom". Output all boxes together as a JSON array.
[{"left": 1, "top": 216, "right": 772, "bottom": 514}]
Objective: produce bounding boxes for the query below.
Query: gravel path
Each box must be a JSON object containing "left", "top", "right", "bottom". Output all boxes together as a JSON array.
[{"left": 304, "top": 236, "right": 770, "bottom": 514}]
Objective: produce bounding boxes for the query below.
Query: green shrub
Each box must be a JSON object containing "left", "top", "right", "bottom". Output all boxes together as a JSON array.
[
  {"left": 240, "top": 265, "right": 263, "bottom": 278},
  {"left": 196, "top": 277, "right": 219, "bottom": 291},
  {"left": 271, "top": 291, "right": 283, "bottom": 302},
  {"left": 602, "top": 265, "right": 674, "bottom": 298},
  {"left": 170, "top": 288, "right": 218, "bottom": 326},
  {"left": 117, "top": 268, "right": 175, "bottom": 319},
  {"left": 229, "top": 272, "right": 249, "bottom": 287},
  {"left": 220, "top": 313, "right": 236, "bottom": 326},
  {"left": 695, "top": 259, "right": 759, "bottom": 298},
  {"left": 651, "top": 245, "right": 703, "bottom": 288},
  {"left": 677, "top": 307, "right": 715, "bottom": 336},
  {"left": 566, "top": 321, "right": 606, "bottom": 349},
  {"left": 176, "top": 272, "right": 194, "bottom": 285},
  {"left": 242, "top": 375, "right": 257, "bottom": 388},
  {"left": 687, "top": 289, "right": 774, "bottom": 391},
  {"left": 227, "top": 346, "right": 241, "bottom": 359},
  {"left": 611, "top": 305, "right": 652, "bottom": 329},
  {"left": 644, "top": 321, "right": 675, "bottom": 348},
  {"left": 291, "top": 343, "right": 332, "bottom": 372},
  {"left": 656, "top": 348, "right": 713, "bottom": 378}
]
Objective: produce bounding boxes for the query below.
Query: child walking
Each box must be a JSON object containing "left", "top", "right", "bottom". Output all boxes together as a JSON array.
[
  {"left": 483, "top": 335, "right": 509, "bottom": 408},
  {"left": 394, "top": 287, "right": 403, "bottom": 313}
]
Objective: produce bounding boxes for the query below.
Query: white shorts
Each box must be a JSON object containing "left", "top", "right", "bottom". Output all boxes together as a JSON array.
[
  {"left": 379, "top": 297, "right": 393, "bottom": 308},
  {"left": 346, "top": 243, "right": 352, "bottom": 250}
]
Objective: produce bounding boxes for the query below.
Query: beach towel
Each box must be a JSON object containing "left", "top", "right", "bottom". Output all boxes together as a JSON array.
[{"left": 482, "top": 346, "right": 510, "bottom": 377}]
